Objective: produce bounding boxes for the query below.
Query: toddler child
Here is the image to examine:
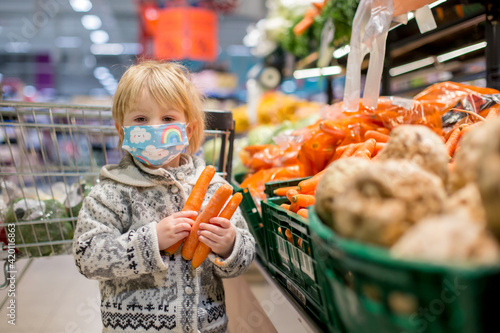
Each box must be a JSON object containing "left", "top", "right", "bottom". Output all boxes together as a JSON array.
[{"left": 73, "top": 60, "right": 255, "bottom": 333}]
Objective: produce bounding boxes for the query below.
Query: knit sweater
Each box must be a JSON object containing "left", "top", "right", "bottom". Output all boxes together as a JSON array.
[{"left": 73, "top": 153, "right": 255, "bottom": 333}]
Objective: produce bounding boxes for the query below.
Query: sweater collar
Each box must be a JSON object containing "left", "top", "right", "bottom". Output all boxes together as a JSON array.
[{"left": 100, "top": 153, "right": 196, "bottom": 187}]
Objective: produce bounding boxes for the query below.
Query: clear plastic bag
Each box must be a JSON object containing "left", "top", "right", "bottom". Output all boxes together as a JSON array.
[{"left": 343, "top": 0, "right": 394, "bottom": 112}]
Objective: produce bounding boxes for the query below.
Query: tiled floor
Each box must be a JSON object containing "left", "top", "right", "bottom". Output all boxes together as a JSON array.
[{"left": 0, "top": 256, "right": 317, "bottom": 332}]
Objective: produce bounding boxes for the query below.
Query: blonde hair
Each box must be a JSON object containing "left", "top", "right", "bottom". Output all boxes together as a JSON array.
[{"left": 112, "top": 60, "right": 205, "bottom": 155}]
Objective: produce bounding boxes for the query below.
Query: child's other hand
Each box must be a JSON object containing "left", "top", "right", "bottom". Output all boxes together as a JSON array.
[
  {"left": 198, "top": 217, "right": 236, "bottom": 259},
  {"left": 156, "top": 211, "right": 197, "bottom": 250}
]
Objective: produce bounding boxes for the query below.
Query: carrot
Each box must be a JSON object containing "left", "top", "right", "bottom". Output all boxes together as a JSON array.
[
  {"left": 191, "top": 192, "right": 243, "bottom": 268},
  {"left": 285, "top": 229, "right": 293, "bottom": 243},
  {"left": 289, "top": 202, "right": 300, "bottom": 213},
  {"left": 297, "top": 209, "right": 309, "bottom": 219},
  {"left": 293, "top": 16, "right": 314, "bottom": 35},
  {"left": 339, "top": 143, "right": 359, "bottom": 159},
  {"left": 297, "top": 238, "right": 303, "bottom": 248},
  {"left": 291, "top": 194, "right": 316, "bottom": 207},
  {"left": 297, "top": 170, "right": 326, "bottom": 194},
  {"left": 355, "top": 138, "right": 377, "bottom": 156},
  {"left": 281, "top": 203, "right": 291, "bottom": 210},
  {"left": 376, "top": 127, "right": 390, "bottom": 135},
  {"left": 353, "top": 149, "right": 372, "bottom": 160},
  {"left": 445, "top": 126, "right": 465, "bottom": 157},
  {"left": 165, "top": 165, "right": 216, "bottom": 254},
  {"left": 181, "top": 184, "right": 233, "bottom": 261},
  {"left": 364, "top": 130, "right": 390, "bottom": 143},
  {"left": 286, "top": 189, "right": 299, "bottom": 203},
  {"left": 485, "top": 106, "right": 499, "bottom": 120},
  {"left": 373, "top": 142, "right": 386, "bottom": 156},
  {"left": 274, "top": 186, "right": 300, "bottom": 197}
]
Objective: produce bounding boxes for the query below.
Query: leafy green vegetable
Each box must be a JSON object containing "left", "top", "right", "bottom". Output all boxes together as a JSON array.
[
  {"left": 279, "top": 0, "right": 360, "bottom": 58},
  {"left": 6, "top": 198, "right": 73, "bottom": 257}
]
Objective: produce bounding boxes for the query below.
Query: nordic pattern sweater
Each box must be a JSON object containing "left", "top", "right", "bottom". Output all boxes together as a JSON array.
[{"left": 73, "top": 154, "right": 255, "bottom": 333}]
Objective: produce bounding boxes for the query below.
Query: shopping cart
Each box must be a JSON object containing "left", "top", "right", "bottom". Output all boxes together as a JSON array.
[{"left": 0, "top": 101, "right": 234, "bottom": 288}]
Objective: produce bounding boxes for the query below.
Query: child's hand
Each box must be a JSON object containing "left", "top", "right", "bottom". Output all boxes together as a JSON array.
[
  {"left": 198, "top": 217, "right": 236, "bottom": 259},
  {"left": 156, "top": 211, "right": 197, "bottom": 251}
]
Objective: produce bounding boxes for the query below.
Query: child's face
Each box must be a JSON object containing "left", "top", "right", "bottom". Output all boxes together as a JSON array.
[{"left": 120, "top": 90, "right": 194, "bottom": 168}]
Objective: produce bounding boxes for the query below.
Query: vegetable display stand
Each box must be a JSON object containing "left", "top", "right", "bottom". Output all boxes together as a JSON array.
[
  {"left": 0, "top": 101, "right": 236, "bottom": 286},
  {"left": 261, "top": 196, "right": 326, "bottom": 327},
  {"left": 309, "top": 206, "right": 500, "bottom": 333},
  {"left": 232, "top": 173, "right": 267, "bottom": 266}
]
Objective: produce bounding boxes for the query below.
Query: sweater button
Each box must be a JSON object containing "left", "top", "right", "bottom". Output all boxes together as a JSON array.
[
  {"left": 185, "top": 286, "right": 193, "bottom": 295},
  {"left": 171, "top": 186, "right": 179, "bottom": 194},
  {"left": 176, "top": 172, "right": 185, "bottom": 180}
]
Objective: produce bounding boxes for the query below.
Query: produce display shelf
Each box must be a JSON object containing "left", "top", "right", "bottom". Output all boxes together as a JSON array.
[{"left": 253, "top": 258, "right": 328, "bottom": 333}]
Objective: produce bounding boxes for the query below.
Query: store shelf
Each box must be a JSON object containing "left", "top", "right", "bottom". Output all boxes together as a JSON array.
[{"left": 251, "top": 259, "right": 327, "bottom": 333}]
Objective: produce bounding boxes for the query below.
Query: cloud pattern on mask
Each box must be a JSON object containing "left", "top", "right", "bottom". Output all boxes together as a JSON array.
[{"left": 130, "top": 127, "right": 151, "bottom": 143}]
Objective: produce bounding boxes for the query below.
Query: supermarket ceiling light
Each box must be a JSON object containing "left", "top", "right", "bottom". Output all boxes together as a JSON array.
[
  {"left": 90, "top": 30, "right": 109, "bottom": 44},
  {"left": 390, "top": 41, "right": 487, "bottom": 77},
  {"left": 81, "top": 15, "right": 102, "bottom": 30},
  {"left": 70, "top": 0, "right": 92, "bottom": 12},
  {"left": 90, "top": 43, "right": 142, "bottom": 55},
  {"left": 436, "top": 41, "right": 487, "bottom": 63},
  {"left": 333, "top": 45, "right": 350, "bottom": 59},
  {"left": 293, "top": 66, "right": 342, "bottom": 79},
  {"left": 429, "top": 0, "right": 447, "bottom": 9},
  {"left": 389, "top": 57, "right": 435, "bottom": 76}
]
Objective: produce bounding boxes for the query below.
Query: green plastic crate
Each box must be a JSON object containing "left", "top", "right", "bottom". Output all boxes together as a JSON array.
[
  {"left": 232, "top": 173, "right": 267, "bottom": 265},
  {"left": 264, "top": 177, "right": 310, "bottom": 198},
  {"left": 262, "top": 197, "right": 326, "bottom": 325},
  {"left": 309, "top": 206, "right": 500, "bottom": 333}
]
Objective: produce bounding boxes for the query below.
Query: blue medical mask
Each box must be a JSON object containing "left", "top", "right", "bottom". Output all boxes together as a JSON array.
[{"left": 122, "top": 123, "right": 189, "bottom": 167}]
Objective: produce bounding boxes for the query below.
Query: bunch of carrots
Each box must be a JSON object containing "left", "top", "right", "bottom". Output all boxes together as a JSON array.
[
  {"left": 240, "top": 82, "right": 500, "bottom": 204},
  {"left": 272, "top": 128, "right": 389, "bottom": 219},
  {"left": 165, "top": 165, "right": 242, "bottom": 268},
  {"left": 445, "top": 104, "right": 500, "bottom": 166}
]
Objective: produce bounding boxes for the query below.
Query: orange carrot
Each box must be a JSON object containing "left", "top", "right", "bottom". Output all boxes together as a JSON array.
[
  {"left": 353, "top": 149, "right": 372, "bottom": 160},
  {"left": 297, "top": 209, "right": 309, "bottom": 219},
  {"left": 339, "top": 143, "right": 359, "bottom": 159},
  {"left": 364, "top": 130, "right": 390, "bottom": 143},
  {"left": 376, "top": 127, "right": 390, "bottom": 135},
  {"left": 355, "top": 138, "right": 377, "bottom": 156},
  {"left": 181, "top": 184, "right": 233, "bottom": 261},
  {"left": 191, "top": 192, "right": 243, "bottom": 268},
  {"left": 297, "top": 170, "right": 326, "bottom": 194},
  {"left": 165, "top": 165, "right": 216, "bottom": 254},
  {"left": 274, "top": 186, "right": 300, "bottom": 197},
  {"left": 373, "top": 142, "right": 386, "bottom": 156},
  {"left": 485, "top": 106, "right": 499, "bottom": 120},
  {"left": 286, "top": 189, "right": 299, "bottom": 203},
  {"left": 281, "top": 203, "right": 291, "bottom": 210},
  {"left": 289, "top": 202, "right": 300, "bottom": 213},
  {"left": 293, "top": 16, "right": 314, "bottom": 35},
  {"left": 291, "top": 194, "right": 316, "bottom": 207},
  {"left": 445, "top": 126, "right": 465, "bottom": 157}
]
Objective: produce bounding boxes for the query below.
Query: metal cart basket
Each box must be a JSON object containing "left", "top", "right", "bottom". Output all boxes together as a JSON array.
[{"left": 0, "top": 101, "right": 234, "bottom": 286}]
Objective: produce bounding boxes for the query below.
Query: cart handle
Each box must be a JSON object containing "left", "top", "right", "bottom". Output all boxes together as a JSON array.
[{"left": 0, "top": 261, "right": 8, "bottom": 289}]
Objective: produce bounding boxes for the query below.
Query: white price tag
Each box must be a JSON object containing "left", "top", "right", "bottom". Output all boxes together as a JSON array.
[{"left": 415, "top": 5, "right": 437, "bottom": 34}]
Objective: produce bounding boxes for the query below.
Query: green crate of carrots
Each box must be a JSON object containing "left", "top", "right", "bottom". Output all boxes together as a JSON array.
[
  {"left": 262, "top": 196, "right": 326, "bottom": 325},
  {"left": 232, "top": 173, "right": 267, "bottom": 265}
]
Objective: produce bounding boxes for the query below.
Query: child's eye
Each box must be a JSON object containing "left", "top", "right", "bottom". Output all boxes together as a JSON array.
[
  {"left": 163, "top": 117, "right": 175, "bottom": 122},
  {"left": 135, "top": 117, "right": 147, "bottom": 122}
]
